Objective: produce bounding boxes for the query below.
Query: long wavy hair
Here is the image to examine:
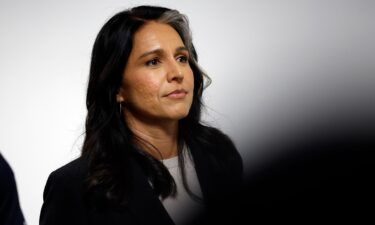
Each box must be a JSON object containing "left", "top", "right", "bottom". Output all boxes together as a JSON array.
[{"left": 82, "top": 5, "right": 214, "bottom": 207}]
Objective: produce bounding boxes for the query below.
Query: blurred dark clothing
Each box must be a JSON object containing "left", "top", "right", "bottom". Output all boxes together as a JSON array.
[
  {"left": 0, "top": 154, "right": 25, "bottom": 225},
  {"left": 235, "top": 120, "right": 375, "bottom": 224}
]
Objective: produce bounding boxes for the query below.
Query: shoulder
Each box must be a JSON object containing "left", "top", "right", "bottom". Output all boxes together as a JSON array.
[
  {"left": 191, "top": 124, "right": 243, "bottom": 181},
  {"left": 44, "top": 156, "right": 89, "bottom": 197},
  {"left": 48, "top": 156, "right": 88, "bottom": 181},
  {"left": 43, "top": 156, "right": 88, "bottom": 194},
  {"left": 40, "top": 157, "right": 89, "bottom": 225},
  {"left": 47, "top": 157, "right": 88, "bottom": 186},
  {"left": 195, "top": 124, "right": 242, "bottom": 162},
  {"left": 0, "top": 153, "right": 15, "bottom": 187}
]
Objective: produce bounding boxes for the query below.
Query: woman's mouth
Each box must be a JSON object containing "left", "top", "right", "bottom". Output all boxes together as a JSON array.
[{"left": 165, "top": 89, "right": 188, "bottom": 99}]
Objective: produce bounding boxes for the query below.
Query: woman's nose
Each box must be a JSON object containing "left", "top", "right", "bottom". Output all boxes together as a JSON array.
[{"left": 166, "top": 60, "right": 184, "bottom": 83}]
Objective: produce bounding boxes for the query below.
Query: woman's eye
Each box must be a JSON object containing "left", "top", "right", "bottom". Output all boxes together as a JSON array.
[
  {"left": 146, "top": 58, "right": 160, "bottom": 66},
  {"left": 177, "top": 55, "right": 189, "bottom": 63}
]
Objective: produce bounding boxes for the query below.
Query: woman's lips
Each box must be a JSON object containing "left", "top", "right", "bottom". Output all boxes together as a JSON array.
[{"left": 165, "top": 89, "right": 188, "bottom": 99}]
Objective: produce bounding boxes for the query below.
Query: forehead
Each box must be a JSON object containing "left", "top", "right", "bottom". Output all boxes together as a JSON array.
[{"left": 132, "top": 21, "right": 185, "bottom": 53}]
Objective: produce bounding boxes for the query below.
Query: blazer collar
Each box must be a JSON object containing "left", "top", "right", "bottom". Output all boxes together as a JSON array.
[
  {"left": 188, "top": 141, "right": 215, "bottom": 204},
  {"left": 126, "top": 158, "right": 175, "bottom": 225},
  {"left": 124, "top": 144, "right": 214, "bottom": 225}
]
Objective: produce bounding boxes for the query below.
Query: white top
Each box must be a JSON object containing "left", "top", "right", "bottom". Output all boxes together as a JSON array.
[{"left": 160, "top": 149, "right": 204, "bottom": 225}]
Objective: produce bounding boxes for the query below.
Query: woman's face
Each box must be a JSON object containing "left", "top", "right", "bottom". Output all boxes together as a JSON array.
[{"left": 117, "top": 21, "right": 194, "bottom": 123}]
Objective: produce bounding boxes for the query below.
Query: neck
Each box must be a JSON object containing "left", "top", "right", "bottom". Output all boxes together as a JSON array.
[{"left": 124, "top": 111, "right": 179, "bottom": 160}]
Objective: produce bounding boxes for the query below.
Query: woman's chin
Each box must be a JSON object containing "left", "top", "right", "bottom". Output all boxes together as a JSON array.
[{"left": 164, "top": 109, "right": 190, "bottom": 121}]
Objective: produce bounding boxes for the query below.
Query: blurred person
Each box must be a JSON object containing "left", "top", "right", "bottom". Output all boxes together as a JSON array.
[{"left": 0, "top": 153, "right": 25, "bottom": 225}]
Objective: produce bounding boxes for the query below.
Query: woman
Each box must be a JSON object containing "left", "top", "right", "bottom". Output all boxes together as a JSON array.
[{"left": 40, "top": 5, "right": 242, "bottom": 225}]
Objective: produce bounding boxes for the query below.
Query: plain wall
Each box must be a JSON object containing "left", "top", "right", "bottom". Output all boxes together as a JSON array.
[{"left": 0, "top": 0, "right": 374, "bottom": 224}]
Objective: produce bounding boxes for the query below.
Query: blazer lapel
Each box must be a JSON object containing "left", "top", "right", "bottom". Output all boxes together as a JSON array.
[
  {"left": 188, "top": 141, "right": 215, "bottom": 205},
  {"left": 126, "top": 158, "right": 175, "bottom": 225}
]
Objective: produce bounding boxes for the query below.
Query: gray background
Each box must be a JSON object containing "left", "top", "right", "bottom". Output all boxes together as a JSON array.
[{"left": 0, "top": 0, "right": 374, "bottom": 224}]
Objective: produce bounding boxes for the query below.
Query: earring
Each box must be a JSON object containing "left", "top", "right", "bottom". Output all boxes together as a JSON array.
[{"left": 119, "top": 102, "right": 123, "bottom": 114}]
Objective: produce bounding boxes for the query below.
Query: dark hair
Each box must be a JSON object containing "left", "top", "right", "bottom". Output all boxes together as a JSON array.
[{"left": 82, "top": 5, "right": 214, "bottom": 206}]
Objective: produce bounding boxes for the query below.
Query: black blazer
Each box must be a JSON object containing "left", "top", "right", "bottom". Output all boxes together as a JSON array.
[{"left": 40, "top": 134, "right": 243, "bottom": 225}]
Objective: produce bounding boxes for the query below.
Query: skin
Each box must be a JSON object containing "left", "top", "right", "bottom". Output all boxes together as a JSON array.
[{"left": 116, "top": 21, "right": 194, "bottom": 159}]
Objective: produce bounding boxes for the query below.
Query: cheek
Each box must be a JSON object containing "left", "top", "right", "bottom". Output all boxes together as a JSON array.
[{"left": 130, "top": 77, "right": 161, "bottom": 102}]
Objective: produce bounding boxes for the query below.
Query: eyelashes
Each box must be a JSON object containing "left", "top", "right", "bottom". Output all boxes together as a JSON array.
[
  {"left": 176, "top": 55, "right": 188, "bottom": 63},
  {"left": 145, "top": 55, "right": 190, "bottom": 67},
  {"left": 145, "top": 58, "right": 161, "bottom": 66}
]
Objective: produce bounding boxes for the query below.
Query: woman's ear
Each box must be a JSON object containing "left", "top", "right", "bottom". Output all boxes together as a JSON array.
[{"left": 116, "top": 88, "right": 125, "bottom": 103}]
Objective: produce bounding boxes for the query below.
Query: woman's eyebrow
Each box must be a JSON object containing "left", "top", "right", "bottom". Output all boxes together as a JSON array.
[
  {"left": 175, "top": 46, "right": 188, "bottom": 53},
  {"left": 138, "top": 46, "right": 188, "bottom": 60},
  {"left": 138, "top": 49, "right": 164, "bottom": 60}
]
